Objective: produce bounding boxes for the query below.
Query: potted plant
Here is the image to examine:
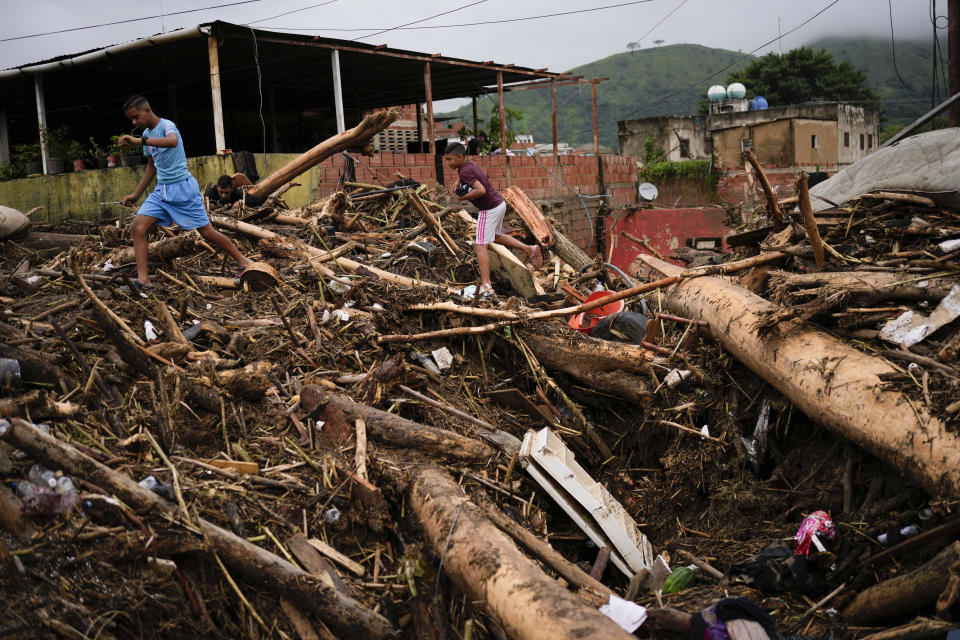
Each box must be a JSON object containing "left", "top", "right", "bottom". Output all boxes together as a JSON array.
[
  {"left": 13, "top": 143, "right": 41, "bottom": 175},
  {"left": 67, "top": 141, "right": 86, "bottom": 172},
  {"left": 41, "top": 126, "right": 69, "bottom": 174},
  {"left": 112, "top": 134, "right": 141, "bottom": 168},
  {"left": 89, "top": 137, "right": 109, "bottom": 169}
]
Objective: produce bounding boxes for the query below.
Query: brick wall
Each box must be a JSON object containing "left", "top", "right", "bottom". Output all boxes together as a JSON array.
[
  {"left": 715, "top": 164, "right": 832, "bottom": 206},
  {"left": 310, "top": 152, "right": 637, "bottom": 254}
]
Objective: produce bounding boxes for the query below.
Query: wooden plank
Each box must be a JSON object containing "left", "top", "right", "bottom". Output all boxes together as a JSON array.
[
  {"left": 204, "top": 459, "right": 259, "bottom": 475},
  {"left": 307, "top": 537, "right": 366, "bottom": 577},
  {"left": 286, "top": 534, "right": 348, "bottom": 592}
]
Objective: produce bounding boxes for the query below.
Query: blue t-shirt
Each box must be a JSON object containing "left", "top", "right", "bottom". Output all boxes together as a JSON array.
[{"left": 142, "top": 118, "right": 190, "bottom": 184}]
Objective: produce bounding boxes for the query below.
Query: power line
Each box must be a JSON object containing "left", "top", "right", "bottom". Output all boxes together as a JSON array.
[
  {"left": 889, "top": 0, "right": 910, "bottom": 88},
  {"left": 352, "top": 1, "right": 490, "bottom": 41},
  {"left": 0, "top": 0, "right": 271, "bottom": 43},
  {"left": 618, "top": 0, "right": 841, "bottom": 121},
  {"left": 634, "top": 0, "right": 689, "bottom": 47},
  {"left": 261, "top": 0, "right": 655, "bottom": 32},
  {"left": 248, "top": 0, "right": 339, "bottom": 25}
]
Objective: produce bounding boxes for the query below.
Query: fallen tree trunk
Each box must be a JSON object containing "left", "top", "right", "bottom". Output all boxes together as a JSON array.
[
  {"left": 638, "top": 254, "right": 960, "bottom": 495},
  {"left": 520, "top": 331, "right": 655, "bottom": 373},
  {"left": 106, "top": 230, "right": 200, "bottom": 265},
  {"left": 249, "top": 109, "right": 400, "bottom": 199},
  {"left": 0, "top": 418, "right": 394, "bottom": 639},
  {"left": 409, "top": 467, "right": 634, "bottom": 640},
  {"left": 844, "top": 541, "right": 960, "bottom": 625},
  {"left": 501, "top": 186, "right": 556, "bottom": 248},
  {"left": 306, "top": 388, "right": 493, "bottom": 461},
  {"left": 770, "top": 270, "right": 959, "bottom": 303},
  {"left": 552, "top": 226, "right": 592, "bottom": 272}
]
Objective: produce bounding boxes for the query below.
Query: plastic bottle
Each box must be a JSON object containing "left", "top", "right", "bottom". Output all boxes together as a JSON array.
[
  {"left": 28, "top": 464, "right": 57, "bottom": 489},
  {"left": 877, "top": 525, "right": 919, "bottom": 546},
  {"left": 323, "top": 507, "right": 341, "bottom": 523}
]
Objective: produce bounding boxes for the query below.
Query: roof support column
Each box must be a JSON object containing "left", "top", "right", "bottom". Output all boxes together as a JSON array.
[
  {"left": 415, "top": 103, "right": 423, "bottom": 148},
  {"left": 498, "top": 71, "right": 511, "bottom": 186},
  {"left": 331, "top": 49, "right": 345, "bottom": 133},
  {"left": 34, "top": 74, "right": 48, "bottom": 175},
  {"left": 591, "top": 79, "right": 605, "bottom": 197},
  {"left": 472, "top": 96, "right": 479, "bottom": 138},
  {"left": 552, "top": 78, "right": 561, "bottom": 180},
  {"left": 424, "top": 62, "right": 435, "bottom": 154},
  {"left": 0, "top": 109, "right": 9, "bottom": 165},
  {"left": 207, "top": 34, "right": 226, "bottom": 153}
]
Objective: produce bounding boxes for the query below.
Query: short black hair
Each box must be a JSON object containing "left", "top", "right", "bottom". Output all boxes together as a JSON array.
[
  {"left": 445, "top": 142, "right": 466, "bottom": 156},
  {"left": 123, "top": 95, "right": 149, "bottom": 112},
  {"left": 217, "top": 175, "right": 233, "bottom": 189}
]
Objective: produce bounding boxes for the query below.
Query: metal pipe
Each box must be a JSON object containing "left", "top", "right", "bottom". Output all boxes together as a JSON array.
[
  {"left": 34, "top": 75, "right": 48, "bottom": 175},
  {"left": 498, "top": 71, "right": 510, "bottom": 186},
  {"left": 207, "top": 34, "right": 226, "bottom": 153},
  {"left": 0, "top": 27, "right": 204, "bottom": 80}
]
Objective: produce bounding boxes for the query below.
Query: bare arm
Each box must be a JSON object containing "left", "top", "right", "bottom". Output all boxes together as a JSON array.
[
  {"left": 122, "top": 157, "right": 157, "bottom": 206},
  {"left": 118, "top": 131, "right": 178, "bottom": 149}
]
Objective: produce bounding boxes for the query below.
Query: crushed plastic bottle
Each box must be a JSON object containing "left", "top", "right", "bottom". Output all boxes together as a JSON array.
[
  {"left": 28, "top": 464, "right": 57, "bottom": 489},
  {"left": 138, "top": 475, "right": 175, "bottom": 500},
  {"left": 16, "top": 475, "right": 79, "bottom": 518},
  {"left": 323, "top": 507, "right": 341, "bottom": 523}
]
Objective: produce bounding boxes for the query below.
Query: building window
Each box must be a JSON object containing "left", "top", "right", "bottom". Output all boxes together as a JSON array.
[
  {"left": 860, "top": 134, "right": 865, "bottom": 150},
  {"left": 844, "top": 132, "right": 850, "bottom": 147},
  {"left": 741, "top": 138, "right": 754, "bottom": 152},
  {"left": 811, "top": 135, "right": 818, "bottom": 149},
  {"left": 679, "top": 138, "right": 690, "bottom": 158},
  {"left": 868, "top": 134, "right": 873, "bottom": 148}
]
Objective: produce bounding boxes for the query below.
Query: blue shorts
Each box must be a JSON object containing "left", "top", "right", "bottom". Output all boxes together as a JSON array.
[{"left": 137, "top": 176, "right": 210, "bottom": 230}]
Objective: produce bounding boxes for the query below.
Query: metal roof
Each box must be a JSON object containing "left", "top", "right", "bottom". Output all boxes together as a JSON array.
[{"left": 0, "top": 21, "right": 570, "bottom": 155}]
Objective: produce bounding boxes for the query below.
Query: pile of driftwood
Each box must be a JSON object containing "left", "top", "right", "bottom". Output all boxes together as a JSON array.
[{"left": 1, "top": 118, "right": 960, "bottom": 640}]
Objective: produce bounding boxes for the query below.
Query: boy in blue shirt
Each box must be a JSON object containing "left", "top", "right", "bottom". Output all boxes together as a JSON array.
[{"left": 118, "top": 95, "right": 251, "bottom": 289}]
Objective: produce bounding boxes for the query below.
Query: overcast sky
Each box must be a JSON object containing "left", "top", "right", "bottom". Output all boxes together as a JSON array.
[{"left": 0, "top": 0, "right": 939, "bottom": 111}]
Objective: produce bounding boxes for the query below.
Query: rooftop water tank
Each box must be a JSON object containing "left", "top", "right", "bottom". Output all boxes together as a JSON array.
[
  {"left": 750, "top": 95, "right": 769, "bottom": 110},
  {"left": 727, "top": 82, "right": 746, "bottom": 99},
  {"left": 707, "top": 85, "right": 727, "bottom": 101}
]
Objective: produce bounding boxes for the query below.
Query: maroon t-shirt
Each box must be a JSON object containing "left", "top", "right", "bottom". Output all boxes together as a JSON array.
[{"left": 458, "top": 161, "right": 503, "bottom": 211}]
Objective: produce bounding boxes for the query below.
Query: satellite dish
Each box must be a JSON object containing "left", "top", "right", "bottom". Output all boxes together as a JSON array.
[{"left": 638, "top": 183, "right": 659, "bottom": 201}]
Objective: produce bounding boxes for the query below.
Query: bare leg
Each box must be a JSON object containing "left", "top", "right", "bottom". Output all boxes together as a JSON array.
[
  {"left": 196, "top": 224, "right": 252, "bottom": 268},
  {"left": 494, "top": 233, "right": 542, "bottom": 268},
  {"left": 475, "top": 243, "right": 492, "bottom": 286},
  {"left": 131, "top": 214, "right": 160, "bottom": 285}
]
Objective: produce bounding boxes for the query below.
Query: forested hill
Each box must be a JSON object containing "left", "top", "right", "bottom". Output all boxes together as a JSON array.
[{"left": 437, "top": 37, "right": 934, "bottom": 151}]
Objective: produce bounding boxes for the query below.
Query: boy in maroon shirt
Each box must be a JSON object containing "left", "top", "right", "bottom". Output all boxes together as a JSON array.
[{"left": 444, "top": 143, "right": 542, "bottom": 298}]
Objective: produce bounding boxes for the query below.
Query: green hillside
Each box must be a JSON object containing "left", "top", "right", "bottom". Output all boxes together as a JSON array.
[
  {"left": 438, "top": 38, "right": 939, "bottom": 152},
  {"left": 439, "top": 43, "right": 755, "bottom": 151},
  {"left": 805, "top": 36, "right": 941, "bottom": 127}
]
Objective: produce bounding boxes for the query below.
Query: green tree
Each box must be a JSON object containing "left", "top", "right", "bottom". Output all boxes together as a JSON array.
[
  {"left": 486, "top": 103, "right": 524, "bottom": 153},
  {"left": 697, "top": 47, "right": 879, "bottom": 114}
]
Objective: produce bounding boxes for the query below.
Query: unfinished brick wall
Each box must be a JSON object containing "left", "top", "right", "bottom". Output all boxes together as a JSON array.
[{"left": 309, "top": 152, "right": 638, "bottom": 254}]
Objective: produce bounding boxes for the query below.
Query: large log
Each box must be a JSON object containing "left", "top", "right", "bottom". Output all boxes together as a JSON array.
[
  {"left": 248, "top": 109, "right": 400, "bottom": 199},
  {"left": 306, "top": 388, "right": 493, "bottom": 462},
  {"left": 553, "top": 226, "right": 592, "bottom": 272},
  {"left": 638, "top": 254, "right": 960, "bottom": 495},
  {"left": 105, "top": 230, "right": 200, "bottom": 265},
  {"left": 770, "top": 270, "right": 959, "bottom": 303},
  {"left": 409, "top": 467, "right": 634, "bottom": 640},
  {"left": 501, "top": 186, "right": 556, "bottom": 248},
  {"left": 520, "top": 331, "right": 655, "bottom": 373},
  {"left": 844, "top": 541, "right": 960, "bottom": 625},
  {"left": 0, "top": 418, "right": 394, "bottom": 639}
]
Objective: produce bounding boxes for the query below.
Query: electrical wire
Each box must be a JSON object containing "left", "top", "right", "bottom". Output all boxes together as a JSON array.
[
  {"left": 352, "top": 0, "right": 490, "bottom": 41},
  {"left": 633, "top": 0, "right": 689, "bottom": 48},
  {"left": 618, "top": 0, "right": 842, "bottom": 121},
  {"left": 248, "top": 0, "right": 339, "bottom": 25},
  {"left": 0, "top": 0, "right": 271, "bottom": 43},
  {"left": 264, "top": 0, "right": 654, "bottom": 32},
  {"left": 889, "top": 0, "right": 910, "bottom": 88}
]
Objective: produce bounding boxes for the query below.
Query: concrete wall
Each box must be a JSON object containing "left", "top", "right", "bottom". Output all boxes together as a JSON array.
[
  {"left": 0, "top": 151, "right": 637, "bottom": 256},
  {"left": 618, "top": 116, "right": 710, "bottom": 163},
  {"left": 712, "top": 119, "right": 796, "bottom": 169},
  {"left": 792, "top": 119, "right": 839, "bottom": 168},
  {"left": 837, "top": 103, "right": 880, "bottom": 166}
]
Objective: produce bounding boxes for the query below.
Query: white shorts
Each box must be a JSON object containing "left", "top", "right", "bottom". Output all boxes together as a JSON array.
[{"left": 476, "top": 201, "right": 506, "bottom": 245}]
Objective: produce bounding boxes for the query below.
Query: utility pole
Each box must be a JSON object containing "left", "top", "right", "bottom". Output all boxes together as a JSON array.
[{"left": 950, "top": 0, "right": 960, "bottom": 125}]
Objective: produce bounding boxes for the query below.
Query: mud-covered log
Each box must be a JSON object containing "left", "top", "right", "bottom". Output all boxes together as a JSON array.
[
  {"left": 844, "top": 542, "right": 960, "bottom": 625},
  {"left": 520, "top": 331, "right": 655, "bottom": 373},
  {"left": 409, "top": 467, "right": 634, "bottom": 640},
  {"left": 106, "top": 230, "right": 200, "bottom": 265},
  {"left": 771, "top": 270, "right": 959, "bottom": 304},
  {"left": 501, "top": 186, "right": 556, "bottom": 248},
  {"left": 305, "top": 388, "right": 493, "bottom": 461},
  {"left": 0, "top": 418, "right": 394, "bottom": 640},
  {"left": 639, "top": 254, "right": 960, "bottom": 495}
]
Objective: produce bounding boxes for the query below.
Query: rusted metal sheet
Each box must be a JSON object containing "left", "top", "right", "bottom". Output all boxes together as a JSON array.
[{"left": 606, "top": 206, "right": 731, "bottom": 270}]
